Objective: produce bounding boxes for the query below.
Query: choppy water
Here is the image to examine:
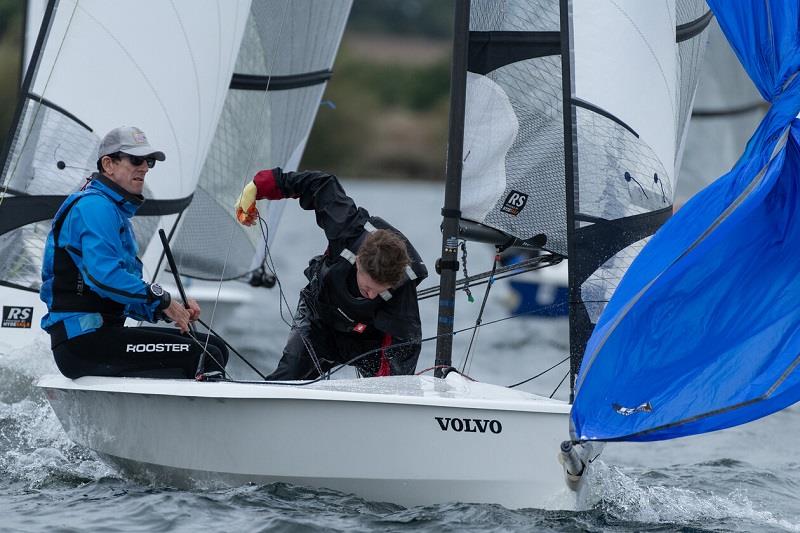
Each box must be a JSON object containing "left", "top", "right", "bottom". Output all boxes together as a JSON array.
[{"left": 2, "top": 180, "right": 800, "bottom": 531}]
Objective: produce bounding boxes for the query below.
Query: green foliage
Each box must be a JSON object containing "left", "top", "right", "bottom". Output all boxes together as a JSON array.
[
  {"left": 0, "top": 0, "right": 22, "bottom": 37},
  {"left": 348, "top": 0, "right": 453, "bottom": 39},
  {"left": 302, "top": 40, "right": 451, "bottom": 180},
  {"left": 0, "top": 1, "right": 23, "bottom": 152},
  {"left": 348, "top": 59, "right": 450, "bottom": 112}
]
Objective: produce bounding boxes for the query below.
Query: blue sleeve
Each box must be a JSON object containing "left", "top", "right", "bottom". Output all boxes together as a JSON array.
[
  {"left": 125, "top": 300, "right": 161, "bottom": 322},
  {"left": 62, "top": 196, "right": 161, "bottom": 322}
]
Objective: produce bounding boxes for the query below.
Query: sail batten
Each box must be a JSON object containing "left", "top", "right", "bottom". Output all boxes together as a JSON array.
[
  {"left": 442, "top": 1, "right": 708, "bottom": 390},
  {"left": 168, "top": 0, "right": 352, "bottom": 282}
]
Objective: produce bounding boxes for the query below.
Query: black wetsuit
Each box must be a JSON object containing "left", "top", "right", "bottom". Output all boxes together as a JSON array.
[{"left": 265, "top": 170, "right": 427, "bottom": 380}]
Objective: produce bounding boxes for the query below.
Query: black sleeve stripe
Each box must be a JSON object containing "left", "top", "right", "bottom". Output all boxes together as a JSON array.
[
  {"left": 81, "top": 266, "right": 148, "bottom": 301},
  {"left": 66, "top": 245, "right": 83, "bottom": 257}
]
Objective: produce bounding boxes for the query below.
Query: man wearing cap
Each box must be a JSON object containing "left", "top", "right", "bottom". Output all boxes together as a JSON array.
[
  {"left": 40, "top": 126, "right": 228, "bottom": 379},
  {"left": 235, "top": 168, "right": 427, "bottom": 380}
]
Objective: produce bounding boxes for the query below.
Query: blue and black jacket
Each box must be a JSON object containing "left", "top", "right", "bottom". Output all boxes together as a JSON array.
[{"left": 40, "top": 173, "right": 168, "bottom": 343}]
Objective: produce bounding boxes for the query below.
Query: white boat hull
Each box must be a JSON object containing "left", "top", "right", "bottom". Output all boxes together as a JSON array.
[{"left": 39, "top": 373, "right": 580, "bottom": 509}]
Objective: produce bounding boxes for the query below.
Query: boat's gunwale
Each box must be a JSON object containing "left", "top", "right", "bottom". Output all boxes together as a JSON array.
[{"left": 37, "top": 374, "right": 572, "bottom": 414}]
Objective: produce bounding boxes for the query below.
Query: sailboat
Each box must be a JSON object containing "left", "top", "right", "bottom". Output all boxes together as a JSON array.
[{"left": 12, "top": 0, "right": 711, "bottom": 511}]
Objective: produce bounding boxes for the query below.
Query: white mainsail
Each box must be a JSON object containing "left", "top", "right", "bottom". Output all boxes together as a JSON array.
[
  {"left": 447, "top": 0, "right": 709, "bottom": 385},
  {"left": 0, "top": 0, "right": 251, "bottom": 349}
]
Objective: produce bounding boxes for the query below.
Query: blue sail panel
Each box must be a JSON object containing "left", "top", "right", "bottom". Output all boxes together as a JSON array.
[
  {"left": 572, "top": 125, "right": 800, "bottom": 441},
  {"left": 571, "top": 0, "right": 800, "bottom": 442}
]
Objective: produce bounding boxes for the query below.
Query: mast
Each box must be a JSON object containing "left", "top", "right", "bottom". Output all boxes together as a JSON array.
[
  {"left": 559, "top": 0, "right": 582, "bottom": 403},
  {"left": 434, "top": 0, "right": 470, "bottom": 378},
  {"left": 0, "top": 0, "right": 56, "bottom": 177}
]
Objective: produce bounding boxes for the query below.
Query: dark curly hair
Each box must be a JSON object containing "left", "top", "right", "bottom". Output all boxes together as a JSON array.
[{"left": 357, "top": 229, "right": 411, "bottom": 286}]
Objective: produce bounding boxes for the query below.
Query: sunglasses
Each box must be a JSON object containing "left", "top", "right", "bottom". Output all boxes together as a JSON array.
[{"left": 116, "top": 152, "right": 157, "bottom": 169}]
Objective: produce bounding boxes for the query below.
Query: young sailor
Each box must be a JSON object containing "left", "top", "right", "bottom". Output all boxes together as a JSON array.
[
  {"left": 40, "top": 126, "right": 228, "bottom": 379},
  {"left": 235, "top": 169, "right": 427, "bottom": 379}
]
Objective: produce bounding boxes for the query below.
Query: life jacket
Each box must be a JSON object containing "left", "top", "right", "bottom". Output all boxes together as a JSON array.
[
  {"left": 48, "top": 195, "right": 126, "bottom": 326},
  {"left": 303, "top": 217, "right": 426, "bottom": 336}
]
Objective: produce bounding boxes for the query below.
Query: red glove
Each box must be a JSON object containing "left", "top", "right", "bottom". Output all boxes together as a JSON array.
[
  {"left": 253, "top": 168, "right": 284, "bottom": 200},
  {"left": 235, "top": 168, "right": 284, "bottom": 226}
]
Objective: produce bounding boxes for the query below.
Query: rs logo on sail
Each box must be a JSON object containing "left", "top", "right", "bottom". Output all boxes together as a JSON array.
[
  {"left": 500, "top": 190, "right": 528, "bottom": 216},
  {"left": 1, "top": 306, "right": 33, "bottom": 328},
  {"left": 435, "top": 416, "right": 502, "bottom": 434}
]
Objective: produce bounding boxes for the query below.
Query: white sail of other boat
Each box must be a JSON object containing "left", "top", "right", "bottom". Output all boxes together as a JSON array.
[{"left": 167, "top": 1, "right": 352, "bottom": 288}]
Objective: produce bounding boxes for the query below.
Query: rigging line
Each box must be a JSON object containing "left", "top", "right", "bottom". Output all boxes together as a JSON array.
[
  {"left": 460, "top": 252, "right": 499, "bottom": 375},
  {"left": 507, "top": 356, "right": 570, "bottom": 389},
  {"left": 415, "top": 365, "right": 455, "bottom": 376},
  {"left": 417, "top": 254, "right": 563, "bottom": 300},
  {"left": 257, "top": 216, "right": 293, "bottom": 330},
  {"left": 549, "top": 370, "right": 570, "bottom": 398},
  {"left": 256, "top": 213, "right": 325, "bottom": 376},
  {"left": 1, "top": 0, "right": 79, "bottom": 209},
  {"left": 196, "top": 317, "right": 266, "bottom": 380},
  {"left": 185, "top": 328, "right": 227, "bottom": 380},
  {"left": 210, "top": 0, "right": 290, "bottom": 328}
]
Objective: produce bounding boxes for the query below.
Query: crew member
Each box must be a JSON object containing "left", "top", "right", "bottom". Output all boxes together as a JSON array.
[
  {"left": 235, "top": 169, "right": 426, "bottom": 379},
  {"left": 40, "top": 126, "right": 228, "bottom": 379}
]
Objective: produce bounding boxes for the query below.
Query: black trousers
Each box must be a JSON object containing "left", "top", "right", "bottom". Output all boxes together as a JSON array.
[
  {"left": 52, "top": 326, "right": 228, "bottom": 379},
  {"left": 266, "top": 298, "right": 417, "bottom": 380}
]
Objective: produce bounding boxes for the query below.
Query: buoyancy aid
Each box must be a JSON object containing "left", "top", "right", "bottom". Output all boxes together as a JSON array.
[
  {"left": 302, "top": 217, "right": 427, "bottom": 336},
  {"left": 49, "top": 195, "right": 126, "bottom": 325}
]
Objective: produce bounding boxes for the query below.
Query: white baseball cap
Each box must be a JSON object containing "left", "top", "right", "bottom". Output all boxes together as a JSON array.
[{"left": 97, "top": 126, "right": 166, "bottom": 161}]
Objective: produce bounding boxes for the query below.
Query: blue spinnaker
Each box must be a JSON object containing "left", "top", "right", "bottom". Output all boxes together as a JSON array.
[{"left": 571, "top": 1, "right": 800, "bottom": 442}]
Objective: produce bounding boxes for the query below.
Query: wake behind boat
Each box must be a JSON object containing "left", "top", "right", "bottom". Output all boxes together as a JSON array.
[{"left": 38, "top": 372, "right": 580, "bottom": 510}]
